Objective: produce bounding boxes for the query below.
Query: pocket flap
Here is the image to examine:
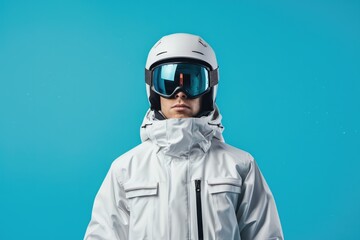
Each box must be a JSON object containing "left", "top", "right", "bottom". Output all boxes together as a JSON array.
[
  {"left": 207, "top": 178, "right": 242, "bottom": 194},
  {"left": 123, "top": 181, "right": 158, "bottom": 199}
]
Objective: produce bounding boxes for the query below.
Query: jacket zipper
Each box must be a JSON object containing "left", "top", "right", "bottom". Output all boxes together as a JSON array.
[{"left": 195, "top": 180, "right": 203, "bottom": 240}]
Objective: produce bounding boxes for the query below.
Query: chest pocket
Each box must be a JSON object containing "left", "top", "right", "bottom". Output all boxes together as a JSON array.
[
  {"left": 207, "top": 178, "right": 242, "bottom": 239},
  {"left": 207, "top": 177, "right": 242, "bottom": 210},
  {"left": 207, "top": 178, "right": 242, "bottom": 209},
  {"left": 123, "top": 181, "right": 159, "bottom": 240},
  {"left": 207, "top": 178, "right": 242, "bottom": 194},
  {"left": 123, "top": 182, "right": 158, "bottom": 199}
]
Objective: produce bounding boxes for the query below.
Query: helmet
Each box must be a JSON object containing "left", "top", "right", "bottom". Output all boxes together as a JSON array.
[{"left": 145, "top": 33, "right": 219, "bottom": 114}]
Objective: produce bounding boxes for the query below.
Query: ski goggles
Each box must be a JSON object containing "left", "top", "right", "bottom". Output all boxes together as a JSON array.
[{"left": 145, "top": 62, "right": 218, "bottom": 99}]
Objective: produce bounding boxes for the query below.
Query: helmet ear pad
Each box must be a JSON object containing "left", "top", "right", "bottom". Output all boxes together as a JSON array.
[
  {"left": 149, "top": 88, "right": 161, "bottom": 111},
  {"left": 197, "top": 88, "right": 214, "bottom": 117}
]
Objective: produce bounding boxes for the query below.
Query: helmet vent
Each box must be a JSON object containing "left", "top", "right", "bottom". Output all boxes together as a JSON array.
[
  {"left": 198, "top": 38, "right": 207, "bottom": 47},
  {"left": 154, "top": 41, "right": 161, "bottom": 48},
  {"left": 192, "top": 50, "right": 204, "bottom": 55},
  {"left": 156, "top": 51, "right": 167, "bottom": 56}
]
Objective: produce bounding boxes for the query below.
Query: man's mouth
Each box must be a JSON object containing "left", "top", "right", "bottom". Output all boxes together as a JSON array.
[{"left": 172, "top": 103, "right": 190, "bottom": 109}]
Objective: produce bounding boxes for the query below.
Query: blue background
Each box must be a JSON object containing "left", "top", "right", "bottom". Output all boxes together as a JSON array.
[{"left": 1, "top": 0, "right": 359, "bottom": 239}]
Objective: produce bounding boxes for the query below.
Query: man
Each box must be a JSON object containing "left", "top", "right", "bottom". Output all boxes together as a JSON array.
[{"left": 84, "top": 33, "right": 284, "bottom": 240}]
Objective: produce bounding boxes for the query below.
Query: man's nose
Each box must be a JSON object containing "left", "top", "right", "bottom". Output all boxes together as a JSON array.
[{"left": 175, "top": 91, "right": 188, "bottom": 99}]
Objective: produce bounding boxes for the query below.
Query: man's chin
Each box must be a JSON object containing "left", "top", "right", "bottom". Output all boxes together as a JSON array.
[{"left": 169, "top": 112, "right": 193, "bottom": 118}]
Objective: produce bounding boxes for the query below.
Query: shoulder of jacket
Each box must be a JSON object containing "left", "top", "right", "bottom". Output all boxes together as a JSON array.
[
  {"left": 212, "top": 141, "right": 254, "bottom": 162},
  {"left": 209, "top": 142, "right": 256, "bottom": 179},
  {"left": 110, "top": 140, "right": 156, "bottom": 170}
]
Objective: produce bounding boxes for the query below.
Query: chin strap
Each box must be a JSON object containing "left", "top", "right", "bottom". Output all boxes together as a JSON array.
[
  {"left": 155, "top": 110, "right": 167, "bottom": 120},
  {"left": 195, "top": 110, "right": 212, "bottom": 118}
]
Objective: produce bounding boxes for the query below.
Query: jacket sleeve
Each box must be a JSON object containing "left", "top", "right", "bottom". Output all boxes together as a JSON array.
[
  {"left": 84, "top": 163, "right": 129, "bottom": 240},
  {"left": 237, "top": 156, "right": 284, "bottom": 240}
]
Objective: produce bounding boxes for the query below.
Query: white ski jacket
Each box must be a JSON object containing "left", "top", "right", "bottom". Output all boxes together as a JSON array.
[{"left": 84, "top": 107, "right": 284, "bottom": 240}]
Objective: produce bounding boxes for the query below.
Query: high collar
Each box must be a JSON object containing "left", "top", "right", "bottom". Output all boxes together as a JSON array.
[{"left": 140, "top": 105, "right": 224, "bottom": 157}]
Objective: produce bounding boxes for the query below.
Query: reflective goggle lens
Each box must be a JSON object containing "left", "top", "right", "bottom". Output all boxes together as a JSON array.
[{"left": 152, "top": 63, "right": 209, "bottom": 98}]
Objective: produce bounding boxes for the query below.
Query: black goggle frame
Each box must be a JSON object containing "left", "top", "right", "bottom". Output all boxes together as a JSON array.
[{"left": 145, "top": 58, "right": 218, "bottom": 99}]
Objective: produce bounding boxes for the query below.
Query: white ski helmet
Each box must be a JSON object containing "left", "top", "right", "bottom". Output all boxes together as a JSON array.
[{"left": 145, "top": 33, "right": 219, "bottom": 114}]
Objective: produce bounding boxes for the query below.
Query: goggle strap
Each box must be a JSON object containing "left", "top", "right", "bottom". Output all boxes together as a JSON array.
[
  {"left": 209, "top": 68, "right": 219, "bottom": 87},
  {"left": 145, "top": 68, "right": 152, "bottom": 85}
]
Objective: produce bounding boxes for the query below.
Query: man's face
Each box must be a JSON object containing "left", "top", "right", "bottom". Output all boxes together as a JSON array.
[{"left": 160, "top": 91, "right": 201, "bottom": 118}]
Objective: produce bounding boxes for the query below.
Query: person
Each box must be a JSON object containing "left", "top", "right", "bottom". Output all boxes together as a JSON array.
[{"left": 84, "top": 33, "right": 284, "bottom": 240}]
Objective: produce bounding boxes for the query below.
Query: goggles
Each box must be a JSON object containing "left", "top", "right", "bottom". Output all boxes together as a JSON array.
[{"left": 145, "top": 62, "right": 218, "bottom": 99}]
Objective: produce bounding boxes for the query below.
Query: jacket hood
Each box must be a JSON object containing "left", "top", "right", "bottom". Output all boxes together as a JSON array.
[{"left": 140, "top": 105, "right": 224, "bottom": 157}]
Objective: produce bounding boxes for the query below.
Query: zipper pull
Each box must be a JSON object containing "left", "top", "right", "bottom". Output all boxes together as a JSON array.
[{"left": 195, "top": 179, "right": 201, "bottom": 192}]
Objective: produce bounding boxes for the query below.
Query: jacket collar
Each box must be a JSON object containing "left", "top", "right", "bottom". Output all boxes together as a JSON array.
[{"left": 140, "top": 105, "right": 224, "bottom": 157}]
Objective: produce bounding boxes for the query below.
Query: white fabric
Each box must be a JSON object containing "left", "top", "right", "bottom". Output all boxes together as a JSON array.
[{"left": 84, "top": 106, "right": 284, "bottom": 240}]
